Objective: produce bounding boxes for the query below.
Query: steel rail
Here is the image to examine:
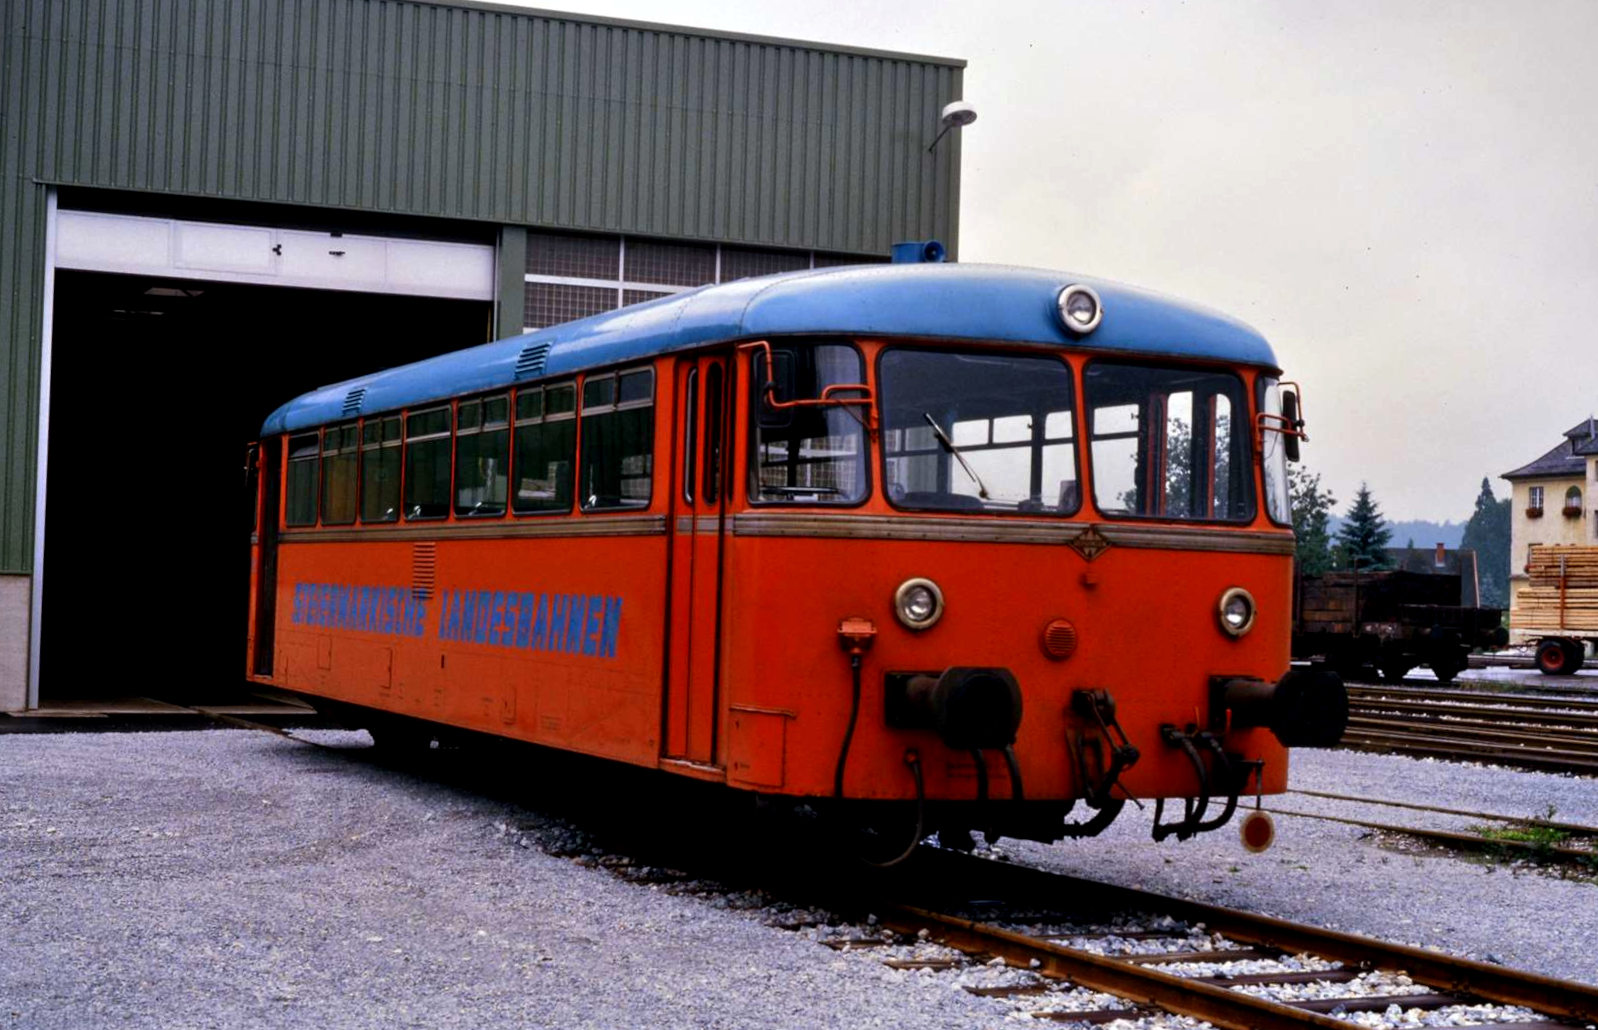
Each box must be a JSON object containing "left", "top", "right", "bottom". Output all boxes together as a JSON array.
[
  {"left": 1289, "top": 788, "right": 1598, "bottom": 835},
  {"left": 1347, "top": 698, "right": 1598, "bottom": 729},
  {"left": 1259, "top": 807, "right": 1596, "bottom": 863},
  {"left": 894, "top": 850, "right": 1598, "bottom": 1021},
  {"left": 1343, "top": 715, "right": 1598, "bottom": 751},
  {"left": 879, "top": 906, "right": 1353, "bottom": 1030},
  {"left": 1345, "top": 685, "right": 1598, "bottom": 713}
]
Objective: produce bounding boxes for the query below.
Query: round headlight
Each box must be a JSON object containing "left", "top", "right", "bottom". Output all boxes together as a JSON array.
[
  {"left": 1218, "top": 587, "right": 1256, "bottom": 637},
  {"left": 894, "top": 577, "right": 945, "bottom": 631},
  {"left": 1057, "top": 284, "right": 1103, "bottom": 334}
]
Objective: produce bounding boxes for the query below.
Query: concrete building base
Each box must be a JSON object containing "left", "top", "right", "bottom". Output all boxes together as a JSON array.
[{"left": 0, "top": 574, "right": 30, "bottom": 711}]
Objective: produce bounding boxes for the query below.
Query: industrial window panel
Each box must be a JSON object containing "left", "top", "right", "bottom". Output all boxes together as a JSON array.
[
  {"left": 721, "top": 246, "right": 809, "bottom": 281},
  {"left": 360, "top": 416, "right": 402, "bottom": 523},
  {"left": 286, "top": 434, "right": 321, "bottom": 526},
  {"left": 527, "top": 231, "right": 619, "bottom": 280},
  {"left": 524, "top": 282, "right": 616, "bottom": 330},
  {"left": 404, "top": 407, "right": 452, "bottom": 520},
  {"left": 455, "top": 395, "right": 510, "bottom": 518},
  {"left": 512, "top": 383, "right": 577, "bottom": 515},
  {"left": 622, "top": 289, "right": 675, "bottom": 308},
  {"left": 580, "top": 369, "right": 655, "bottom": 511},
  {"left": 625, "top": 240, "right": 715, "bottom": 287},
  {"left": 320, "top": 424, "right": 359, "bottom": 525}
]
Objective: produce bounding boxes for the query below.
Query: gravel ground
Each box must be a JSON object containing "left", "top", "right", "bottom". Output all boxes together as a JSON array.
[
  {"left": 1005, "top": 748, "right": 1598, "bottom": 986},
  {"left": 3, "top": 731, "right": 1595, "bottom": 1030},
  {"left": 0, "top": 730, "right": 1012, "bottom": 1030}
]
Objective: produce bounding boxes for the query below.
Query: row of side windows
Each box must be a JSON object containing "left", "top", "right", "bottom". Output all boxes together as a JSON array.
[{"left": 283, "top": 369, "right": 654, "bottom": 527}]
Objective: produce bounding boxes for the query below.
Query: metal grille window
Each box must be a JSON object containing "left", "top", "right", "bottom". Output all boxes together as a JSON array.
[
  {"left": 361, "top": 416, "right": 402, "bottom": 523},
  {"left": 320, "top": 424, "right": 359, "bottom": 525},
  {"left": 525, "top": 282, "right": 616, "bottom": 330},
  {"left": 523, "top": 232, "right": 885, "bottom": 332},
  {"left": 722, "top": 246, "right": 809, "bottom": 281},
  {"left": 455, "top": 395, "right": 510, "bottom": 517},
  {"left": 580, "top": 369, "right": 655, "bottom": 510},
  {"left": 286, "top": 433, "right": 321, "bottom": 526},
  {"left": 750, "top": 344, "right": 868, "bottom": 505},
  {"left": 528, "top": 232, "right": 619, "bottom": 280},
  {"left": 513, "top": 383, "right": 577, "bottom": 514},
  {"left": 404, "top": 407, "right": 452, "bottom": 520},
  {"left": 625, "top": 240, "right": 715, "bottom": 286}
]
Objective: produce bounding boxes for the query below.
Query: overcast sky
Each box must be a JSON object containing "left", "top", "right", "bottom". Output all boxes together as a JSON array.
[{"left": 508, "top": 0, "right": 1598, "bottom": 522}]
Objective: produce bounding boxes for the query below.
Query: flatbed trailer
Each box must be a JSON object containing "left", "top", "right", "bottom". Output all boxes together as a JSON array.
[
  {"left": 1292, "top": 569, "right": 1505, "bottom": 684},
  {"left": 1512, "top": 545, "right": 1598, "bottom": 675}
]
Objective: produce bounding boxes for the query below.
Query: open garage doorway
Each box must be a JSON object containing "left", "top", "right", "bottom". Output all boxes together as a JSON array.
[{"left": 39, "top": 271, "right": 491, "bottom": 702}]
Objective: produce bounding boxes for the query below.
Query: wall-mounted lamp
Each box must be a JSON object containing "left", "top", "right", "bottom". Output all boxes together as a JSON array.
[{"left": 926, "top": 100, "right": 977, "bottom": 153}]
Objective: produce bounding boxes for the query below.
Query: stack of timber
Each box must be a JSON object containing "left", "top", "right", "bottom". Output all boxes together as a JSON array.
[{"left": 1514, "top": 545, "right": 1598, "bottom": 633}]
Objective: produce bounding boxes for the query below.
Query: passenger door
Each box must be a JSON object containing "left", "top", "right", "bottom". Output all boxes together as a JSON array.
[
  {"left": 665, "top": 354, "right": 733, "bottom": 766},
  {"left": 251, "top": 438, "right": 281, "bottom": 676}
]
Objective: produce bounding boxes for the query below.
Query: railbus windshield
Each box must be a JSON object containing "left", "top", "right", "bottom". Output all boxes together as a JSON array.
[
  {"left": 1084, "top": 361, "right": 1253, "bottom": 522},
  {"left": 879, "top": 348, "right": 1080, "bottom": 515}
]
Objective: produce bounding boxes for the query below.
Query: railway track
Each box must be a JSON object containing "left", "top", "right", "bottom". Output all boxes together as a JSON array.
[
  {"left": 213, "top": 716, "right": 1598, "bottom": 1027},
  {"left": 1338, "top": 684, "right": 1598, "bottom": 774},
  {"left": 831, "top": 850, "right": 1598, "bottom": 1028}
]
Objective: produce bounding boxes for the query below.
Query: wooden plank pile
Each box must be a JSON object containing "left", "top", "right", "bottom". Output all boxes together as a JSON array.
[{"left": 1514, "top": 545, "right": 1598, "bottom": 633}]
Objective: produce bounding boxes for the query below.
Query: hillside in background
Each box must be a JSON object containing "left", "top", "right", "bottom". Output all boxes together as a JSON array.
[{"left": 1326, "top": 516, "right": 1465, "bottom": 549}]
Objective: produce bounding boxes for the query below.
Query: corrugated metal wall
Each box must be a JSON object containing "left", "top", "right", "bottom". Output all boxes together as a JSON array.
[{"left": 0, "top": 0, "right": 965, "bottom": 572}]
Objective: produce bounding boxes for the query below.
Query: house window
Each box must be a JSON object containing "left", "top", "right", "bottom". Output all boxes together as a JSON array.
[
  {"left": 1564, "top": 486, "right": 1583, "bottom": 517},
  {"left": 1528, "top": 485, "right": 1544, "bottom": 517}
]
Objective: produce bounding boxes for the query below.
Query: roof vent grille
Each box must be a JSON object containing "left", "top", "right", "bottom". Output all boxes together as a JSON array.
[
  {"left": 514, "top": 342, "right": 550, "bottom": 380},
  {"left": 341, "top": 387, "right": 367, "bottom": 417}
]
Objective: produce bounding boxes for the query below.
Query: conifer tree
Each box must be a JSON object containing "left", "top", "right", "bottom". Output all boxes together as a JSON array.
[
  {"left": 1460, "top": 477, "right": 1512, "bottom": 607},
  {"left": 1336, "top": 484, "right": 1393, "bottom": 570}
]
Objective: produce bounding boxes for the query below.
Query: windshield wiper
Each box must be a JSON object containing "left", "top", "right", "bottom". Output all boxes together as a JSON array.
[{"left": 923, "top": 413, "right": 990, "bottom": 500}]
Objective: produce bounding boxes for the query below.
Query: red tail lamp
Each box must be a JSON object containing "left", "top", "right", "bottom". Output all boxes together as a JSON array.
[
  {"left": 1239, "top": 810, "right": 1275, "bottom": 853},
  {"left": 1041, "top": 619, "right": 1078, "bottom": 660}
]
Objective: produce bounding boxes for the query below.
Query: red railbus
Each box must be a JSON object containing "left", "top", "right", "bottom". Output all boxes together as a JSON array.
[{"left": 247, "top": 257, "right": 1344, "bottom": 854}]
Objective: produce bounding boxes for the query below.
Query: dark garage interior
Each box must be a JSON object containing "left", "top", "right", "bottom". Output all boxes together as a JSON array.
[{"left": 41, "top": 270, "right": 491, "bottom": 701}]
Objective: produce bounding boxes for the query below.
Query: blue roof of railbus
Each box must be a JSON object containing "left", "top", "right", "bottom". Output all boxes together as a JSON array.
[{"left": 262, "top": 262, "right": 1278, "bottom": 434}]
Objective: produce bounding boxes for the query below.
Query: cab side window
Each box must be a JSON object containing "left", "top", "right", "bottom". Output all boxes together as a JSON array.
[
  {"left": 455, "top": 395, "right": 510, "bottom": 517},
  {"left": 360, "top": 416, "right": 401, "bottom": 523},
  {"left": 513, "top": 383, "right": 576, "bottom": 514},
  {"left": 286, "top": 433, "right": 320, "bottom": 526},
  {"left": 320, "top": 424, "right": 358, "bottom": 525},
  {"left": 404, "top": 407, "right": 452, "bottom": 520},
  {"left": 580, "top": 369, "right": 654, "bottom": 510}
]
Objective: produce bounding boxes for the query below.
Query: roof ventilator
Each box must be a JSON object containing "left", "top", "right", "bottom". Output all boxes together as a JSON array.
[
  {"left": 341, "top": 387, "right": 367, "bottom": 417},
  {"left": 515, "top": 341, "right": 551, "bottom": 380},
  {"left": 890, "top": 240, "right": 947, "bottom": 264}
]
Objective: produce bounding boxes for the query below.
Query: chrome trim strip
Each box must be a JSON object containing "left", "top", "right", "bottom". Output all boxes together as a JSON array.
[
  {"left": 729, "top": 514, "right": 1294, "bottom": 555},
  {"left": 282, "top": 515, "right": 667, "bottom": 544}
]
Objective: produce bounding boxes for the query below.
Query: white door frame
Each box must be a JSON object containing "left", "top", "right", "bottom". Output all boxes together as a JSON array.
[
  {"left": 29, "top": 189, "right": 58, "bottom": 709},
  {"left": 27, "top": 202, "right": 496, "bottom": 708}
]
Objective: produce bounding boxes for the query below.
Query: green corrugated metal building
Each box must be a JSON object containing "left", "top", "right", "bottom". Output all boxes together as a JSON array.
[{"left": 0, "top": 0, "right": 965, "bottom": 710}]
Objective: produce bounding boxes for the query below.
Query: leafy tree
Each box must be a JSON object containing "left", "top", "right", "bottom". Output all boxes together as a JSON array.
[
  {"left": 1460, "top": 477, "right": 1512, "bottom": 608},
  {"left": 1289, "top": 466, "right": 1337, "bottom": 575},
  {"left": 1336, "top": 483, "right": 1393, "bottom": 570}
]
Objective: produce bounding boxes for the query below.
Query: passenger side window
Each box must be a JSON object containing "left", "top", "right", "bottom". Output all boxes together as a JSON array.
[
  {"left": 580, "top": 369, "right": 654, "bottom": 510},
  {"left": 512, "top": 382, "right": 576, "bottom": 514},
  {"left": 360, "top": 416, "right": 401, "bottom": 523},
  {"left": 286, "top": 433, "right": 320, "bottom": 526},
  {"left": 455, "top": 395, "right": 509, "bottom": 517},
  {"left": 320, "top": 424, "right": 358, "bottom": 525},
  {"left": 404, "top": 407, "right": 452, "bottom": 520}
]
